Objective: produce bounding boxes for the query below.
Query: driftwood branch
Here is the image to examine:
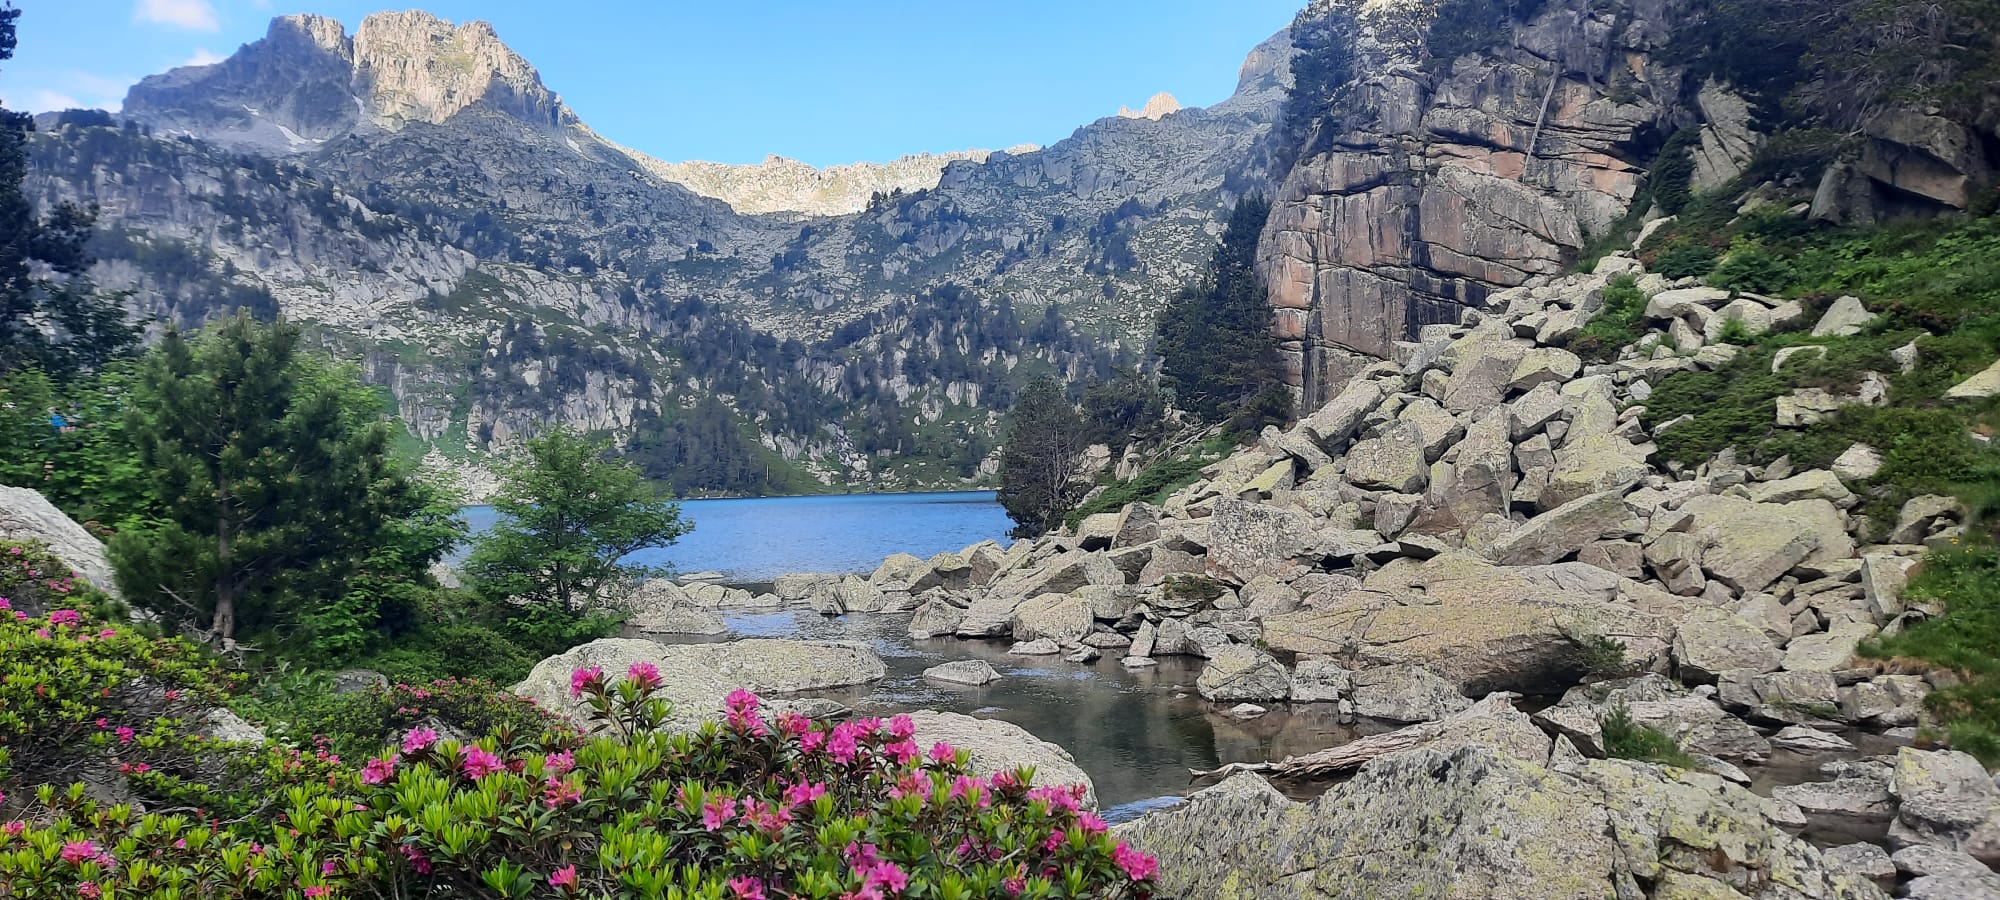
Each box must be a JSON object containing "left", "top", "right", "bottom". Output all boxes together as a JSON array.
[{"left": 1190, "top": 692, "right": 1520, "bottom": 781}]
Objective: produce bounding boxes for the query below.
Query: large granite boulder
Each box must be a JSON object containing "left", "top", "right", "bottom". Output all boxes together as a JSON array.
[
  {"left": 624, "top": 580, "right": 728, "bottom": 635},
  {"left": 1122, "top": 745, "right": 1886, "bottom": 900},
  {"left": 0, "top": 485, "right": 119, "bottom": 598},
  {"left": 1261, "top": 553, "right": 1670, "bottom": 694},
  {"left": 1203, "top": 499, "right": 1323, "bottom": 583},
  {"left": 1888, "top": 748, "right": 2000, "bottom": 864},
  {"left": 1195, "top": 645, "right": 1292, "bottom": 702},
  {"left": 905, "top": 711, "right": 1095, "bottom": 808},
  {"left": 512, "top": 638, "right": 884, "bottom": 730}
]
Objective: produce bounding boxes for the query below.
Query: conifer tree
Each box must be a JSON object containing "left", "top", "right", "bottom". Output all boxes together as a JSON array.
[
  {"left": 1154, "top": 196, "right": 1291, "bottom": 428},
  {"left": 0, "top": 4, "right": 137, "bottom": 377},
  {"left": 997, "top": 376, "right": 1087, "bottom": 538},
  {"left": 109, "top": 314, "right": 417, "bottom": 642}
]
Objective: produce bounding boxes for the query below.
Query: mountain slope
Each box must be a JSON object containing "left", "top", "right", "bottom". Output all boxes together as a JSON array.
[{"left": 25, "top": 10, "right": 1291, "bottom": 492}]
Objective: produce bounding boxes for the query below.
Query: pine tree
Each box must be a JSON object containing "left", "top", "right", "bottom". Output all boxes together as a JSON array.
[
  {"left": 1154, "top": 195, "right": 1291, "bottom": 429},
  {"left": 997, "top": 376, "right": 1087, "bottom": 538},
  {"left": 466, "top": 427, "right": 689, "bottom": 626},
  {"left": 0, "top": 4, "right": 137, "bottom": 377},
  {"left": 109, "top": 314, "right": 418, "bottom": 643}
]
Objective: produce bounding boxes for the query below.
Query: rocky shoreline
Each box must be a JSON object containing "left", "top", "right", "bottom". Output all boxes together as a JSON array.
[{"left": 599, "top": 246, "right": 1994, "bottom": 897}]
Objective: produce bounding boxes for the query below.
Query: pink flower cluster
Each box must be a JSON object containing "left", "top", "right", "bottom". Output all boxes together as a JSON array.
[
  {"left": 725, "top": 688, "right": 767, "bottom": 736},
  {"left": 568, "top": 666, "right": 604, "bottom": 699},
  {"left": 400, "top": 727, "right": 438, "bottom": 754},
  {"left": 460, "top": 745, "right": 505, "bottom": 779}
]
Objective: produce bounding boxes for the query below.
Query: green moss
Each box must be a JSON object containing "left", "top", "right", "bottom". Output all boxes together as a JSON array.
[{"left": 1063, "top": 433, "right": 1238, "bottom": 529}]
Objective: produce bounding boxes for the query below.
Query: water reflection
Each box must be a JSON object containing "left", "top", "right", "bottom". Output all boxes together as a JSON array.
[{"left": 644, "top": 608, "right": 1380, "bottom": 822}]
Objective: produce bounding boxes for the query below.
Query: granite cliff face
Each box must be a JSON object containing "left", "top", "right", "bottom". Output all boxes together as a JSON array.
[{"left": 1260, "top": 0, "right": 1688, "bottom": 405}]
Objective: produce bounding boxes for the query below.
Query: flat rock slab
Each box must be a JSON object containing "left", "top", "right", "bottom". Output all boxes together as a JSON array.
[
  {"left": 923, "top": 660, "right": 1001, "bottom": 686},
  {"left": 512, "top": 638, "right": 885, "bottom": 730}
]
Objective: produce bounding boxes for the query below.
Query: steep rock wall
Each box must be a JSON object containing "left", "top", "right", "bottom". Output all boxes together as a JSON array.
[{"left": 1262, "top": 0, "right": 1689, "bottom": 405}]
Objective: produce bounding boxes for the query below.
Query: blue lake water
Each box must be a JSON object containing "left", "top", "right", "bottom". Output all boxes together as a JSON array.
[{"left": 460, "top": 490, "right": 1015, "bottom": 582}]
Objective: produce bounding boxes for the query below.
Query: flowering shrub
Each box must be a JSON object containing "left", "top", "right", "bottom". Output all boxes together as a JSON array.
[
  {"left": 255, "top": 674, "right": 570, "bottom": 760},
  {"left": 0, "top": 602, "right": 239, "bottom": 794},
  {"left": 0, "top": 539, "right": 104, "bottom": 619},
  {"left": 0, "top": 664, "right": 1157, "bottom": 898}
]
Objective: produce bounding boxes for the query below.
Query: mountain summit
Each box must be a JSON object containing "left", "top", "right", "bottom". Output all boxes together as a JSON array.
[{"left": 122, "top": 11, "right": 578, "bottom": 152}]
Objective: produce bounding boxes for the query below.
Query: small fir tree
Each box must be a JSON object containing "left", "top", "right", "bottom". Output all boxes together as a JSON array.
[{"left": 997, "top": 376, "right": 1088, "bottom": 538}]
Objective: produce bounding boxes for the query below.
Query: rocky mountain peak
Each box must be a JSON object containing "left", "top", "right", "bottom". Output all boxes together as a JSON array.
[
  {"left": 274, "top": 13, "right": 352, "bottom": 57},
  {"left": 351, "top": 10, "right": 574, "bottom": 131},
  {"left": 1118, "top": 92, "right": 1183, "bottom": 121}
]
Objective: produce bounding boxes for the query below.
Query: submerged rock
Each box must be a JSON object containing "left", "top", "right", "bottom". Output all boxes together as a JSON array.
[{"left": 922, "top": 660, "right": 1001, "bottom": 686}]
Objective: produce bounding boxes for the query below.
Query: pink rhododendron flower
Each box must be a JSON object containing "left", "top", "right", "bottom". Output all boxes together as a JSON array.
[
  {"left": 302, "top": 887, "right": 331, "bottom": 899},
  {"left": 114, "top": 727, "right": 134, "bottom": 745},
  {"left": 1043, "top": 830, "right": 1066, "bottom": 852},
  {"left": 460, "top": 745, "right": 505, "bottom": 779},
  {"left": 882, "top": 739, "right": 919, "bottom": 766},
  {"left": 47, "top": 609, "right": 79, "bottom": 626},
  {"left": 1112, "top": 842, "right": 1158, "bottom": 880},
  {"left": 626, "top": 661, "right": 661, "bottom": 691},
  {"left": 929, "top": 741, "right": 957, "bottom": 764},
  {"left": 77, "top": 882, "right": 100, "bottom": 899},
  {"left": 400, "top": 845, "right": 432, "bottom": 874},
  {"left": 548, "top": 864, "right": 578, "bottom": 889},
  {"left": 322, "top": 860, "right": 338, "bottom": 875},
  {"left": 887, "top": 714, "right": 915, "bottom": 741},
  {"left": 725, "top": 688, "right": 767, "bottom": 735},
  {"left": 543, "top": 776, "right": 581, "bottom": 808},
  {"left": 783, "top": 781, "right": 826, "bottom": 810},
  {"left": 60, "top": 841, "right": 98, "bottom": 864},
  {"left": 568, "top": 666, "right": 604, "bottom": 698},
  {"left": 1077, "top": 811, "right": 1108, "bottom": 834},
  {"left": 728, "top": 876, "right": 767, "bottom": 900},
  {"left": 400, "top": 727, "right": 438, "bottom": 754},
  {"left": 543, "top": 750, "right": 575, "bottom": 775},
  {"left": 701, "top": 795, "right": 737, "bottom": 831},
  {"left": 3, "top": 821, "right": 23, "bottom": 838},
  {"left": 776, "top": 710, "right": 811, "bottom": 737},
  {"left": 360, "top": 756, "right": 396, "bottom": 785},
  {"left": 798, "top": 730, "right": 826, "bottom": 754},
  {"left": 826, "top": 722, "right": 861, "bottom": 764}
]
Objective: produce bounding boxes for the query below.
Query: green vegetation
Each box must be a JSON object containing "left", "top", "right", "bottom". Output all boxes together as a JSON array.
[
  {"left": 1601, "top": 706, "right": 1697, "bottom": 768},
  {"left": 1064, "top": 434, "right": 1237, "bottom": 529},
  {"left": 1868, "top": 550, "right": 2000, "bottom": 761},
  {"left": 997, "top": 376, "right": 1090, "bottom": 539},
  {"left": 1567, "top": 275, "right": 1647, "bottom": 363},
  {"left": 1154, "top": 196, "right": 1293, "bottom": 432},
  {"left": 0, "top": 607, "right": 1159, "bottom": 898},
  {"left": 1570, "top": 634, "right": 1639, "bottom": 680},
  {"left": 465, "top": 427, "right": 690, "bottom": 656}
]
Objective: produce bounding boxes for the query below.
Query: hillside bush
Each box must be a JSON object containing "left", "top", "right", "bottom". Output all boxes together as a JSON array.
[{"left": 0, "top": 666, "right": 1158, "bottom": 899}]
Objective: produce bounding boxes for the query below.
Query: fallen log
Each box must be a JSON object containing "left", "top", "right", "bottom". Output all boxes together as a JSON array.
[{"left": 1190, "top": 692, "right": 1520, "bottom": 781}]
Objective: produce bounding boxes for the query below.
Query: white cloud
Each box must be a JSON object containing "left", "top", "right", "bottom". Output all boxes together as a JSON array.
[
  {"left": 22, "top": 89, "right": 85, "bottom": 113},
  {"left": 133, "top": 0, "right": 220, "bottom": 31},
  {"left": 184, "top": 48, "right": 226, "bottom": 67}
]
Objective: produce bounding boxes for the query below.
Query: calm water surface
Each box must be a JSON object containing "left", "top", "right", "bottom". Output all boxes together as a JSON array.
[
  {"left": 461, "top": 491, "right": 1015, "bottom": 581},
  {"left": 647, "top": 609, "right": 1383, "bottom": 823}
]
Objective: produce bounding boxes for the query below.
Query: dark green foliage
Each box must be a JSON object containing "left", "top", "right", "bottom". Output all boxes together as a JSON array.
[
  {"left": 1568, "top": 275, "right": 1647, "bottom": 363},
  {"left": 1424, "top": 0, "right": 1552, "bottom": 63},
  {"left": 626, "top": 396, "right": 791, "bottom": 497},
  {"left": 109, "top": 315, "right": 435, "bottom": 643},
  {"left": 242, "top": 673, "right": 566, "bottom": 761},
  {"left": 1865, "top": 549, "right": 2000, "bottom": 763},
  {"left": 997, "top": 376, "right": 1088, "bottom": 538},
  {"left": 1572, "top": 634, "right": 1638, "bottom": 679},
  {"left": 464, "top": 428, "right": 689, "bottom": 650},
  {"left": 1652, "top": 242, "right": 1719, "bottom": 279},
  {"left": 0, "top": 362, "right": 153, "bottom": 527},
  {"left": 1155, "top": 196, "right": 1290, "bottom": 427},
  {"left": 0, "top": 7, "right": 137, "bottom": 378},
  {"left": 1079, "top": 369, "right": 1165, "bottom": 456},
  {"left": 1710, "top": 242, "right": 1796, "bottom": 294},
  {"left": 1601, "top": 705, "right": 1696, "bottom": 767},
  {"left": 1162, "top": 574, "right": 1227, "bottom": 604},
  {"left": 1279, "top": 4, "right": 1360, "bottom": 172},
  {"left": 1648, "top": 129, "right": 1702, "bottom": 217}
]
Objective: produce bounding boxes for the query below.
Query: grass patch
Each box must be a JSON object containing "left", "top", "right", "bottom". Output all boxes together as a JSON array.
[
  {"left": 1567, "top": 275, "right": 1647, "bottom": 363},
  {"left": 1063, "top": 433, "right": 1238, "bottom": 528},
  {"left": 1601, "top": 705, "right": 1697, "bottom": 767},
  {"left": 1865, "top": 549, "right": 2000, "bottom": 763}
]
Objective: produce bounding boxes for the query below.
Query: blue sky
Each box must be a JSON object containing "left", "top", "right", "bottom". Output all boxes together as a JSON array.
[{"left": 2, "top": 0, "right": 1302, "bottom": 167}]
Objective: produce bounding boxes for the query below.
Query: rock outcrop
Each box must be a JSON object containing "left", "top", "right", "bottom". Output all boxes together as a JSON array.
[
  {"left": 1122, "top": 744, "right": 1887, "bottom": 899},
  {"left": 510, "top": 638, "right": 884, "bottom": 730},
  {"left": 904, "top": 711, "right": 1097, "bottom": 808},
  {"left": 0, "top": 486, "right": 120, "bottom": 599}
]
